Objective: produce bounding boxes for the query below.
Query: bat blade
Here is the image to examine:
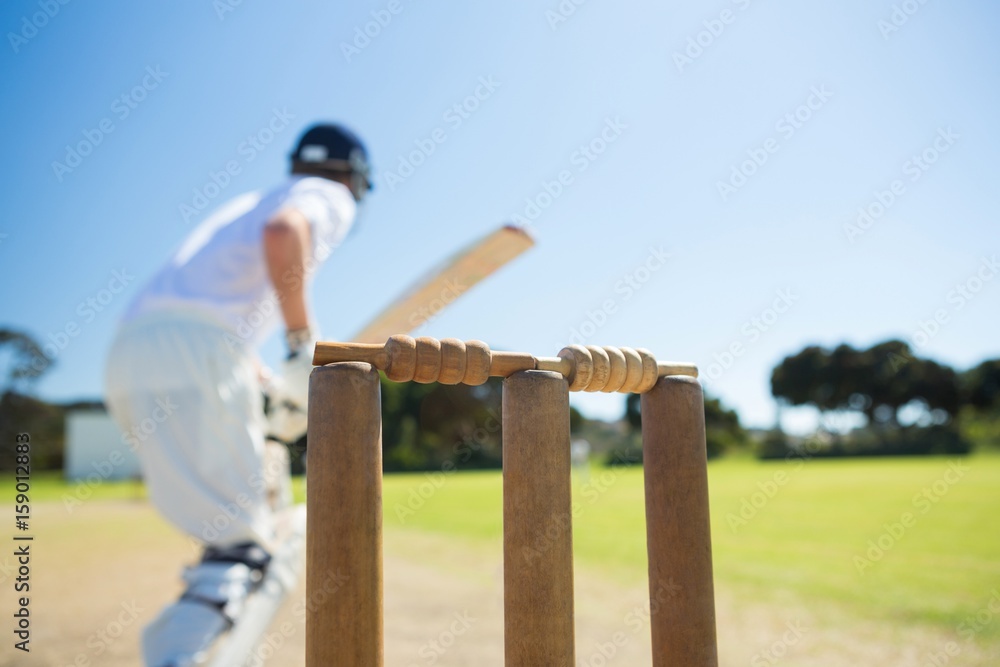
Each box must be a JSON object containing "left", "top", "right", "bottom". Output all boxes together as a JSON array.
[{"left": 353, "top": 224, "right": 534, "bottom": 343}]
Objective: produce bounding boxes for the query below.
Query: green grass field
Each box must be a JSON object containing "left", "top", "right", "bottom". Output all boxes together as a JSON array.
[
  {"left": 27, "top": 453, "right": 1000, "bottom": 643},
  {"left": 375, "top": 453, "right": 1000, "bottom": 640}
]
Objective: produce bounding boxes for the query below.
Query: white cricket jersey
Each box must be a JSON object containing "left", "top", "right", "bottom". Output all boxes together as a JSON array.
[{"left": 124, "top": 176, "right": 355, "bottom": 346}]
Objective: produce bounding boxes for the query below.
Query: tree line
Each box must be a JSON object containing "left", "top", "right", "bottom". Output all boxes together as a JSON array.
[
  {"left": 763, "top": 339, "right": 999, "bottom": 457},
  {"left": 2, "top": 326, "right": 998, "bottom": 473}
]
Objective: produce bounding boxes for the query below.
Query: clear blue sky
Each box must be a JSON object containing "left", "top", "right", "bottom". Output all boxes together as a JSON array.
[{"left": 1, "top": 1, "right": 997, "bottom": 431}]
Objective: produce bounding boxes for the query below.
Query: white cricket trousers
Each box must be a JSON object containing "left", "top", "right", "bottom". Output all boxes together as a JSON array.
[{"left": 104, "top": 310, "right": 275, "bottom": 550}]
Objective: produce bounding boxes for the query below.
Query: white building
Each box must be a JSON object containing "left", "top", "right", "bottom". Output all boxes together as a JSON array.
[{"left": 64, "top": 409, "right": 142, "bottom": 481}]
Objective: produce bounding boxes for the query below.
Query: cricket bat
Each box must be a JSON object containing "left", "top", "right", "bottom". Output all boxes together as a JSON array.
[{"left": 352, "top": 223, "right": 534, "bottom": 343}]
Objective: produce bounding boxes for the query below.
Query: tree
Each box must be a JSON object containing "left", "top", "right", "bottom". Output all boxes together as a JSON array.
[
  {"left": 959, "top": 359, "right": 1000, "bottom": 450},
  {"left": 0, "top": 328, "right": 53, "bottom": 393},
  {"left": 0, "top": 329, "right": 60, "bottom": 471},
  {"left": 769, "top": 340, "right": 970, "bottom": 456},
  {"left": 771, "top": 340, "right": 962, "bottom": 428},
  {"left": 379, "top": 376, "right": 504, "bottom": 471},
  {"left": 963, "top": 359, "right": 1000, "bottom": 411},
  {"left": 770, "top": 345, "right": 836, "bottom": 414}
]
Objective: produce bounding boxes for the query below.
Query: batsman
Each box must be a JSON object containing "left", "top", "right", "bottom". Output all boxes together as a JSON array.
[{"left": 104, "top": 122, "right": 374, "bottom": 666}]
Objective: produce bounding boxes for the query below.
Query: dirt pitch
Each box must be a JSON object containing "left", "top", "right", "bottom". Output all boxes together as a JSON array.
[{"left": 3, "top": 500, "right": 997, "bottom": 666}]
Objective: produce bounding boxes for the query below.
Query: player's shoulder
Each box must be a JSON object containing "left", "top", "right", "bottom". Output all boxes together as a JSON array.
[
  {"left": 286, "top": 175, "right": 353, "bottom": 201},
  {"left": 282, "top": 175, "right": 356, "bottom": 224}
]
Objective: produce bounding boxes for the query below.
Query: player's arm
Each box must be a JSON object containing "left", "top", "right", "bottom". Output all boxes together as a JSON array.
[
  {"left": 262, "top": 208, "right": 315, "bottom": 426},
  {"left": 263, "top": 208, "right": 312, "bottom": 333}
]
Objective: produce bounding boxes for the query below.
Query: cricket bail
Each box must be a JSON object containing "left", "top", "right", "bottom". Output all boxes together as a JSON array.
[{"left": 312, "top": 336, "right": 698, "bottom": 392}]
